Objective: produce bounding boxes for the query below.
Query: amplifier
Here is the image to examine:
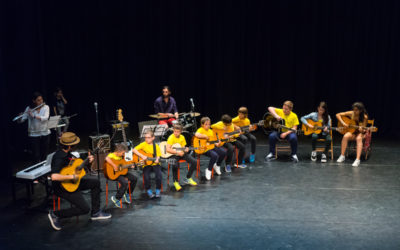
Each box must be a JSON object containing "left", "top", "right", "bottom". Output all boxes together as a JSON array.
[
  {"left": 90, "top": 151, "right": 110, "bottom": 172},
  {"left": 88, "top": 134, "right": 111, "bottom": 152}
]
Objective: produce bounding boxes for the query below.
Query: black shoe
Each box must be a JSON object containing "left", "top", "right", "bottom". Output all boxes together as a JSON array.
[
  {"left": 91, "top": 210, "right": 112, "bottom": 220},
  {"left": 48, "top": 210, "right": 61, "bottom": 231}
]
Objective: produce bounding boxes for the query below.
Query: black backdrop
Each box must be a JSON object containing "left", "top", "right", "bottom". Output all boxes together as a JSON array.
[{"left": 1, "top": 0, "right": 399, "bottom": 179}]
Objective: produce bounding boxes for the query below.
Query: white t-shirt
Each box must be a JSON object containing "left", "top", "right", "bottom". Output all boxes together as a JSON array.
[{"left": 20, "top": 105, "right": 51, "bottom": 137}]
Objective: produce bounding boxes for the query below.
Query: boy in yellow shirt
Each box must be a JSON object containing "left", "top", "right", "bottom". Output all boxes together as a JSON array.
[
  {"left": 166, "top": 124, "right": 198, "bottom": 191},
  {"left": 133, "top": 130, "right": 162, "bottom": 198},
  {"left": 211, "top": 114, "right": 247, "bottom": 172},
  {"left": 194, "top": 117, "right": 226, "bottom": 180},
  {"left": 232, "top": 107, "right": 257, "bottom": 163},
  {"left": 105, "top": 143, "right": 138, "bottom": 208},
  {"left": 265, "top": 101, "right": 300, "bottom": 162}
]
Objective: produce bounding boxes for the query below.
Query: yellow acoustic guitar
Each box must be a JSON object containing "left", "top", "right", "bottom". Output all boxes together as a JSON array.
[
  {"left": 337, "top": 116, "right": 378, "bottom": 135},
  {"left": 191, "top": 135, "right": 230, "bottom": 154},
  {"left": 301, "top": 119, "right": 343, "bottom": 136},
  {"left": 103, "top": 158, "right": 144, "bottom": 180},
  {"left": 159, "top": 141, "right": 201, "bottom": 158},
  {"left": 60, "top": 140, "right": 104, "bottom": 192},
  {"left": 211, "top": 129, "right": 240, "bottom": 146}
]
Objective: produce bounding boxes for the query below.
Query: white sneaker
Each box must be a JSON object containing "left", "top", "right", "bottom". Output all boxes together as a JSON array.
[
  {"left": 311, "top": 151, "right": 317, "bottom": 161},
  {"left": 352, "top": 159, "right": 361, "bottom": 167},
  {"left": 213, "top": 164, "right": 221, "bottom": 175},
  {"left": 205, "top": 169, "right": 212, "bottom": 180},
  {"left": 265, "top": 153, "right": 275, "bottom": 161},
  {"left": 291, "top": 154, "right": 299, "bottom": 163},
  {"left": 321, "top": 153, "right": 327, "bottom": 163},
  {"left": 337, "top": 155, "right": 345, "bottom": 163}
]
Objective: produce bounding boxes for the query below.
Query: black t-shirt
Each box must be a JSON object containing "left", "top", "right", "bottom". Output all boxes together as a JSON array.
[
  {"left": 53, "top": 98, "right": 67, "bottom": 116},
  {"left": 51, "top": 149, "right": 73, "bottom": 191}
]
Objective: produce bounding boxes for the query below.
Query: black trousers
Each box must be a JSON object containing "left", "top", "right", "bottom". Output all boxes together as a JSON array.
[
  {"left": 53, "top": 175, "right": 100, "bottom": 218},
  {"left": 30, "top": 135, "right": 50, "bottom": 163},
  {"left": 171, "top": 153, "right": 197, "bottom": 181},
  {"left": 223, "top": 140, "right": 245, "bottom": 165},
  {"left": 143, "top": 164, "right": 162, "bottom": 190},
  {"left": 238, "top": 133, "right": 257, "bottom": 154},
  {"left": 115, "top": 172, "right": 137, "bottom": 200}
]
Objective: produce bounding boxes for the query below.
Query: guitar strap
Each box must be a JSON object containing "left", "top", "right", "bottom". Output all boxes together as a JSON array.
[{"left": 152, "top": 142, "right": 157, "bottom": 165}]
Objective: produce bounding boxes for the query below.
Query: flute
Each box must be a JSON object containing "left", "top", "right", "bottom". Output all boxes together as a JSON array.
[{"left": 13, "top": 103, "right": 45, "bottom": 122}]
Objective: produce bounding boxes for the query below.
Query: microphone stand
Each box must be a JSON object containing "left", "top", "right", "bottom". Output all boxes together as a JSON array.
[
  {"left": 190, "top": 99, "right": 198, "bottom": 132},
  {"left": 94, "top": 103, "right": 101, "bottom": 182}
]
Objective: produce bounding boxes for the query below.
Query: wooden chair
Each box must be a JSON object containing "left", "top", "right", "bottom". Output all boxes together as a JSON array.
[
  {"left": 346, "top": 119, "right": 375, "bottom": 160},
  {"left": 275, "top": 140, "right": 291, "bottom": 158},
  {"left": 315, "top": 130, "right": 334, "bottom": 160}
]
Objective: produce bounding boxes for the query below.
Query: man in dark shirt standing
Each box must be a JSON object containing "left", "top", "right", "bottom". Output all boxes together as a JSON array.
[
  {"left": 48, "top": 132, "right": 111, "bottom": 231},
  {"left": 153, "top": 86, "right": 179, "bottom": 126}
]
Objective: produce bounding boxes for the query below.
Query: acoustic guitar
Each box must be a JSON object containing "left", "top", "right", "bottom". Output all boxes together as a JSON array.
[
  {"left": 337, "top": 116, "right": 378, "bottom": 135},
  {"left": 238, "top": 120, "right": 265, "bottom": 133},
  {"left": 159, "top": 141, "right": 201, "bottom": 158},
  {"left": 263, "top": 113, "right": 302, "bottom": 135},
  {"left": 103, "top": 158, "right": 144, "bottom": 180},
  {"left": 301, "top": 119, "right": 343, "bottom": 136},
  {"left": 132, "top": 149, "right": 173, "bottom": 166},
  {"left": 191, "top": 134, "right": 230, "bottom": 154},
  {"left": 60, "top": 140, "right": 104, "bottom": 192}
]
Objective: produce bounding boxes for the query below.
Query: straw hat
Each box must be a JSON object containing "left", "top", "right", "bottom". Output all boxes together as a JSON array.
[{"left": 59, "top": 132, "right": 80, "bottom": 146}]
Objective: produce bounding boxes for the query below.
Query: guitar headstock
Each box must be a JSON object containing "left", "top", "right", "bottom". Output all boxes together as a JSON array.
[{"left": 117, "top": 109, "right": 124, "bottom": 122}]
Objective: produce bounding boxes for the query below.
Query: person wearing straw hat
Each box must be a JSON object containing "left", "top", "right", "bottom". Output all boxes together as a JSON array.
[{"left": 47, "top": 132, "right": 111, "bottom": 231}]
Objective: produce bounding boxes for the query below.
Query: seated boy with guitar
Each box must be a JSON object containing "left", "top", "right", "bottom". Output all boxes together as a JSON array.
[
  {"left": 132, "top": 130, "right": 162, "bottom": 198},
  {"left": 300, "top": 101, "right": 332, "bottom": 163},
  {"left": 104, "top": 143, "right": 138, "bottom": 208},
  {"left": 194, "top": 117, "right": 226, "bottom": 180},
  {"left": 232, "top": 107, "right": 257, "bottom": 163},
  {"left": 211, "top": 114, "right": 247, "bottom": 172},
  {"left": 265, "top": 101, "right": 300, "bottom": 162},
  {"left": 166, "top": 124, "right": 198, "bottom": 191},
  {"left": 48, "top": 132, "right": 111, "bottom": 231}
]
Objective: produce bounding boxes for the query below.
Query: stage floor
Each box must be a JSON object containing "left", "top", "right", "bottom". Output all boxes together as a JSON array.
[{"left": 1, "top": 138, "right": 400, "bottom": 250}]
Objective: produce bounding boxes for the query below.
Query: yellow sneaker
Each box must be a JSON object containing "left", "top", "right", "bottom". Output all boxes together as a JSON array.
[
  {"left": 185, "top": 178, "right": 198, "bottom": 186},
  {"left": 173, "top": 181, "right": 182, "bottom": 191}
]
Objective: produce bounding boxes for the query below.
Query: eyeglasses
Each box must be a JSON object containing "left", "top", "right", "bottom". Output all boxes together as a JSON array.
[{"left": 144, "top": 137, "right": 152, "bottom": 139}]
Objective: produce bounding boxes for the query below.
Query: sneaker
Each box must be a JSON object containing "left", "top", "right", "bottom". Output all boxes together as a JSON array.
[
  {"left": 249, "top": 154, "right": 255, "bottom": 163},
  {"left": 91, "top": 210, "right": 112, "bottom": 220},
  {"left": 213, "top": 164, "right": 221, "bottom": 175},
  {"left": 337, "top": 155, "right": 345, "bottom": 163},
  {"left": 352, "top": 159, "right": 361, "bottom": 167},
  {"left": 173, "top": 181, "right": 182, "bottom": 191},
  {"left": 48, "top": 210, "right": 61, "bottom": 231},
  {"left": 234, "top": 164, "right": 247, "bottom": 169},
  {"left": 111, "top": 196, "right": 122, "bottom": 208},
  {"left": 321, "top": 153, "right": 327, "bottom": 163},
  {"left": 311, "top": 151, "right": 317, "bottom": 161},
  {"left": 205, "top": 169, "right": 212, "bottom": 180},
  {"left": 242, "top": 160, "right": 246, "bottom": 164},
  {"left": 184, "top": 178, "right": 198, "bottom": 186},
  {"left": 265, "top": 153, "right": 276, "bottom": 162},
  {"left": 291, "top": 154, "right": 299, "bottom": 163},
  {"left": 147, "top": 189, "right": 155, "bottom": 199},
  {"left": 155, "top": 189, "right": 161, "bottom": 198},
  {"left": 225, "top": 164, "right": 232, "bottom": 173},
  {"left": 123, "top": 193, "right": 131, "bottom": 204}
]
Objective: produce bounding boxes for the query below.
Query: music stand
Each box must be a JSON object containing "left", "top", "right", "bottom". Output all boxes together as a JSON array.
[{"left": 140, "top": 124, "right": 168, "bottom": 142}]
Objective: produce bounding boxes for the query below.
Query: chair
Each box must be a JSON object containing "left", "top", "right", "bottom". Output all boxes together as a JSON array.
[
  {"left": 167, "top": 159, "right": 190, "bottom": 186},
  {"left": 196, "top": 153, "right": 214, "bottom": 178},
  {"left": 105, "top": 179, "right": 132, "bottom": 208},
  {"left": 52, "top": 195, "right": 79, "bottom": 222},
  {"left": 141, "top": 168, "right": 163, "bottom": 192},
  {"left": 315, "top": 130, "right": 334, "bottom": 160},
  {"left": 275, "top": 140, "right": 291, "bottom": 158},
  {"left": 346, "top": 119, "right": 375, "bottom": 160}
]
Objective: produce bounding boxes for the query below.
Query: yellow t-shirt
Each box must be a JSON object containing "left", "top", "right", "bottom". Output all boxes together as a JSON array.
[
  {"left": 196, "top": 127, "right": 215, "bottom": 151},
  {"left": 134, "top": 141, "right": 161, "bottom": 166},
  {"left": 107, "top": 152, "right": 122, "bottom": 161},
  {"left": 211, "top": 121, "right": 234, "bottom": 132},
  {"left": 232, "top": 116, "right": 250, "bottom": 127},
  {"left": 167, "top": 134, "right": 186, "bottom": 147},
  {"left": 275, "top": 108, "right": 299, "bottom": 132}
]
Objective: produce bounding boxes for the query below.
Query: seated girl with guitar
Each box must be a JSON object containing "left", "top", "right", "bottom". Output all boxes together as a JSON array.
[
  {"left": 104, "top": 143, "right": 138, "bottom": 208},
  {"left": 300, "top": 102, "right": 332, "bottom": 163},
  {"left": 166, "top": 124, "right": 198, "bottom": 191},
  {"left": 211, "top": 114, "right": 247, "bottom": 172},
  {"left": 132, "top": 130, "right": 162, "bottom": 198},
  {"left": 48, "top": 132, "right": 111, "bottom": 231},
  {"left": 232, "top": 107, "right": 257, "bottom": 163},
  {"left": 336, "top": 102, "right": 369, "bottom": 167},
  {"left": 265, "top": 101, "right": 300, "bottom": 162},
  {"left": 194, "top": 117, "right": 226, "bottom": 181}
]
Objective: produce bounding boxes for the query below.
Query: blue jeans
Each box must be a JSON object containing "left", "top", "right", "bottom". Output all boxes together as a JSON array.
[
  {"left": 203, "top": 147, "right": 226, "bottom": 171},
  {"left": 269, "top": 131, "right": 297, "bottom": 155}
]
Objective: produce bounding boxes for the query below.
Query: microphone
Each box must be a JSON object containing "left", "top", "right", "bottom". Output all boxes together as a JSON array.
[
  {"left": 190, "top": 98, "right": 195, "bottom": 109},
  {"left": 94, "top": 102, "right": 98, "bottom": 112}
]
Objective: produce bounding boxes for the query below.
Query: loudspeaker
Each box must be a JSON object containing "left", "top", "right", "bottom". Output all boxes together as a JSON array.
[
  {"left": 90, "top": 151, "right": 110, "bottom": 172},
  {"left": 88, "top": 134, "right": 111, "bottom": 152}
]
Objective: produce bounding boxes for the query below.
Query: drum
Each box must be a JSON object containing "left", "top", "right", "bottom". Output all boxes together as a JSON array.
[
  {"left": 177, "top": 113, "right": 195, "bottom": 129},
  {"left": 161, "top": 128, "right": 193, "bottom": 145}
]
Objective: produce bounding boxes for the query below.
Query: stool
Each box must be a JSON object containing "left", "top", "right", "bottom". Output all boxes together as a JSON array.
[
  {"left": 53, "top": 194, "right": 79, "bottom": 222},
  {"left": 275, "top": 140, "right": 291, "bottom": 158},
  {"left": 105, "top": 179, "right": 132, "bottom": 208}
]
